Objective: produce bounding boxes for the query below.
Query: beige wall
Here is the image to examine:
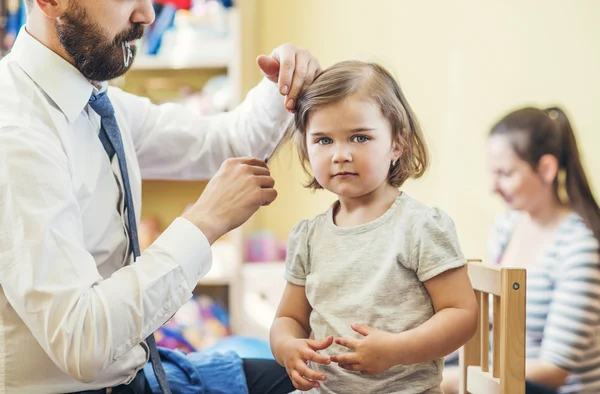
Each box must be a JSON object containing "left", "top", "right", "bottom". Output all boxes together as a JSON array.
[{"left": 249, "top": 0, "right": 600, "bottom": 259}]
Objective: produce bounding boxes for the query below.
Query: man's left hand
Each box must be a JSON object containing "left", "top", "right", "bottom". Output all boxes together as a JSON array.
[{"left": 257, "top": 43, "right": 322, "bottom": 112}]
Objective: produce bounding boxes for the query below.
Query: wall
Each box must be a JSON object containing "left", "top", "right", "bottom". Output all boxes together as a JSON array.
[{"left": 249, "top": 0, "right": 600, "bottom": 258}]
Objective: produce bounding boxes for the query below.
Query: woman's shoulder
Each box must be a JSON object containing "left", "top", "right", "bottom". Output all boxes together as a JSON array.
[{"left": 555, "top": 212, "right": 600, "bottom": 251}]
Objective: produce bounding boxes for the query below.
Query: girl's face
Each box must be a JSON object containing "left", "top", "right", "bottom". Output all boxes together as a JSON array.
[
  {"left": 487, "top": 134, "right": 548, "bottom": 211},
  {"left": 305, "top": 94, "right": 402, "bottom": 200}
]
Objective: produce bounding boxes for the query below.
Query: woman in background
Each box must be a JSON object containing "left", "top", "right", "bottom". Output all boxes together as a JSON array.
[{"left": 442, "top": 107, "right": 600, "bottom": 394}]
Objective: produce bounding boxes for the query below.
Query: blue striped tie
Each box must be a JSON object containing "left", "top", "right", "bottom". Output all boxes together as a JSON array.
[{"left": 89, "top": 92, "right": 172, "bottom": 394}]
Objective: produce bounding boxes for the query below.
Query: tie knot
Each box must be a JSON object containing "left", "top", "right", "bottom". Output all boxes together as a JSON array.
[{"left": 89, "top": 92, "right": 115, "bottom": 118}]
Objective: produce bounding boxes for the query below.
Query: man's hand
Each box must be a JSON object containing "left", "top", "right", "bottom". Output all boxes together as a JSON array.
[
  {"left": 181, "top": 157, "right": 276, "bottom": 243},
  {"left": 331, "top": 323, "right": 397, "bottom": 376},
  {"left": 256, "top": 43, "right": 322, "bottom": 112},
  {"left": 281, "top": 336, "right": 333, "bottom": 391}
]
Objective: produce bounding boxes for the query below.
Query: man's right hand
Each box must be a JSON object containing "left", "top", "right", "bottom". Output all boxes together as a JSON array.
[{"left": 182, "top": 157, "right": 277, "bottom": 244}]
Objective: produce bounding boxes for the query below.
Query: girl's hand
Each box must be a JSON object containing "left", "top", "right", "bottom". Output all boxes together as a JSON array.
[
  {"left": 282, "top": 335, "right": 334, "bottom": 391},
  {"left": 331, "top": 323, "right": 397, "bottom": 375}
]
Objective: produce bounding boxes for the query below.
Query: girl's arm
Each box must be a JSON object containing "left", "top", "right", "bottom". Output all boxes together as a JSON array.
[
  {"left": 389, "top": 265, "right": 478, "bottom": 365},
  {"left": 270, "top": 283, "right": 332, "bottom": 391},
  {"left": 270, "top": 282, "right": 313, "bottom": 363}
]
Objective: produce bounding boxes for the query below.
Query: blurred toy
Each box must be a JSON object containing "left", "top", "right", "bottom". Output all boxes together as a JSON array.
[
  {"left": 154, "top": 0, "right": 192, "bottom": 9},
  {"left": 180, "top": 75, "right": 233, "bottom": 115},
  {"left": 155, "top": 294, "right": 231, "bottom": 352},
  {"left": 245, "top": 230, "right": 286, "bottom": 263}
]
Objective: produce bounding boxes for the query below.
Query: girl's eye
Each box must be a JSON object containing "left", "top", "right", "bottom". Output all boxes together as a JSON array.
[
  {"left": 317, "top": 137, "right": 333, "bottom": 145},
  {"left": 352, "top": 135, "right": 369, "bottom": 143}
]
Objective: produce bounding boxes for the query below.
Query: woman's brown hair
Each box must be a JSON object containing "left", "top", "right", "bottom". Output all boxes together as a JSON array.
[{"left": 490, "top": 106, "right": 600, "bottom": 240}]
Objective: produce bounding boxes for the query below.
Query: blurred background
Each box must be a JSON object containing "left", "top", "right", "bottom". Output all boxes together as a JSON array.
[{"left": 2, "top": 0, "right": 599, "bottom": 357}]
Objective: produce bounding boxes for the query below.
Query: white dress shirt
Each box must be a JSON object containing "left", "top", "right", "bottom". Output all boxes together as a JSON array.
[{"left": 0, "top": 29, "right": 288, "bottom": 394}]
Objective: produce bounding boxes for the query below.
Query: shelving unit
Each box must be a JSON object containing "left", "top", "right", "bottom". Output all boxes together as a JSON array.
[
  {"left": 121, "top": 2, "right": 259, "bottom": 335},
  {"left": 132, "top": 54, "right": 229, "bottom": 71}
]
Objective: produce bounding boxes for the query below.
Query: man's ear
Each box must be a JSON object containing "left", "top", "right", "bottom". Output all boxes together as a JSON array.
[
  {"left": 537, "top": 154, "right": 559, "bottom": 185},
  {"left": 35, "top": 0, "right": 68, "bottom": 19}
]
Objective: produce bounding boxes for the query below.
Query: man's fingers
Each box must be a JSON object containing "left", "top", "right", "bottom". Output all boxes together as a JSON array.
[
  {"left": 255, "top": 175, "right": 275, "bottom": 189},
  {"left": 239, "top": 165, "right": 270, "bottom": 178},
  {"left": 285, "top": 50, "right": 310, "bottom": 110},
  {"left": 256, "top": 54, "right": 279, "bottom": 79},
  {"left": 274, "top": 45, "right": 296, "bottom": 96},
  {"left": 235, "top": 157, "right": 268, "bottom": 169},
  {"left": 290, "top": 370, "right": 319, "bottom": 391},
  {"left": 259, "top": 188, "right": 277, "bottom": 206},
  {"left": 304, "top": 59, "right": 322, "bottom": 86}
]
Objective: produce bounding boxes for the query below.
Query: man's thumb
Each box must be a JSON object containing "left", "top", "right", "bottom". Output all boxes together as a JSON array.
[{"left": 256, "top": 54, "right": 279, "bottom": 78}]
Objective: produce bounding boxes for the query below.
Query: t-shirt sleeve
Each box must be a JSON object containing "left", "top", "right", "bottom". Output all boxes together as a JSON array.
[
  {"left": 410, "top": 208, "right": 467, "bottom": 282},
  {"left": 284, "top": 220, "right": 310, "bottom": 286}
]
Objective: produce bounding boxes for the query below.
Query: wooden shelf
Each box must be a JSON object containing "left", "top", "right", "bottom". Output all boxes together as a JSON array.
[
  {"left": 141, "top": 180, "right": 208, "bottom": 227},
  {"left": 132, "top": 54, "right": 230, "bottom": 71}
]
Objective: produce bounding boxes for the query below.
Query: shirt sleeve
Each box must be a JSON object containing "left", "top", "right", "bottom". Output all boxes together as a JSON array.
[
  {"left": 114, "top": 78, "right": 290, "bottom": 180},
  {"left": 284, "top": 220, "right": 310, "bottom": 286},
  {"left": 0, "top": 126, "right": 211, "bottom": 383},
  {"left": 410, "top": 208, "right": 467, "bottom": 282},
  {"left": 539, "top": 230, "right": 600, "bottom": 371}
]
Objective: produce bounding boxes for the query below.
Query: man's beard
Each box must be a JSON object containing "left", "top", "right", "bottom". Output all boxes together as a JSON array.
[{"left": 55, "top": 2, "right": 144, "bottom": 82}]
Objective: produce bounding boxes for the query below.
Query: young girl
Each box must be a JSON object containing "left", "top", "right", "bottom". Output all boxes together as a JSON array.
[{"left": 269, "top": 61, "right": 478, "bottom": 394}]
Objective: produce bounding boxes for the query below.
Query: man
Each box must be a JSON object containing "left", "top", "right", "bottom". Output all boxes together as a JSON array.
[{"left": 0, "top": 0, "right": 322, "bottom": 393}]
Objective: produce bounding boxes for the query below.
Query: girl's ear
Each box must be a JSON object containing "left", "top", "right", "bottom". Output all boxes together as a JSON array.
[{"left": 391, "top": 133, "right": 404, "bottom": 163}]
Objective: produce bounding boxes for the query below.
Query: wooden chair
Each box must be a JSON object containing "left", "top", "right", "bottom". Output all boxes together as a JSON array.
[{"left": 459, "top": 261, "right": 526, "bottom": 394}]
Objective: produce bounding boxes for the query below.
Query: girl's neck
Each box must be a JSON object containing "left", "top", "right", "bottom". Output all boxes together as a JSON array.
[{"left": 334, "top": 184, "right": 400, "bottom": 227}]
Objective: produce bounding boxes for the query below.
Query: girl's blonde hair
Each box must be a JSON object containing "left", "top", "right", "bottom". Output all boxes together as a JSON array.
[{"left": 276, "top": 60, "right": 429, "bottom": 189}]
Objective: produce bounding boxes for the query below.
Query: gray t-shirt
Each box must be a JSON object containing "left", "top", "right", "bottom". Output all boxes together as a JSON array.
[{"left": 285, "top": 193, "right": 466, "bottom": 394}]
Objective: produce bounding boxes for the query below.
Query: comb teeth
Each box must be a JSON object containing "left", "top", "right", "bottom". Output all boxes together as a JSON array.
[{"left": 122, "top": 41, "right": 133, "bottom": 68}]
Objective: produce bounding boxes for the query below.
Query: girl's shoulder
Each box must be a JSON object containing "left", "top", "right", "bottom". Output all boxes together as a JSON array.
[
  {"left": 396, "top": 194, "right": 456, "bottom": 227},
  {"left": 288, "top": 207, "right": 332, "bottom": 241}
]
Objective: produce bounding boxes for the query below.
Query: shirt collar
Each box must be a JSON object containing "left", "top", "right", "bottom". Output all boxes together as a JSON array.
[{"left": 10, "top": 27, "right": 96, "bottom": 123}]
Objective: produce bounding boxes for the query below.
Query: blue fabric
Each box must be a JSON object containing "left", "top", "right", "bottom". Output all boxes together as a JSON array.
[
  {"left": 203, "top": 336, "right": 274, "bottom": 360},
  {"left": 143, "top": 348, "right": 248, "bottom": 394},
  {"left": 89, "top": 93, "right": 171, "bottom": 394},
  {"left": 525, "top": 381, "right": 558, "bottom": 394}
]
